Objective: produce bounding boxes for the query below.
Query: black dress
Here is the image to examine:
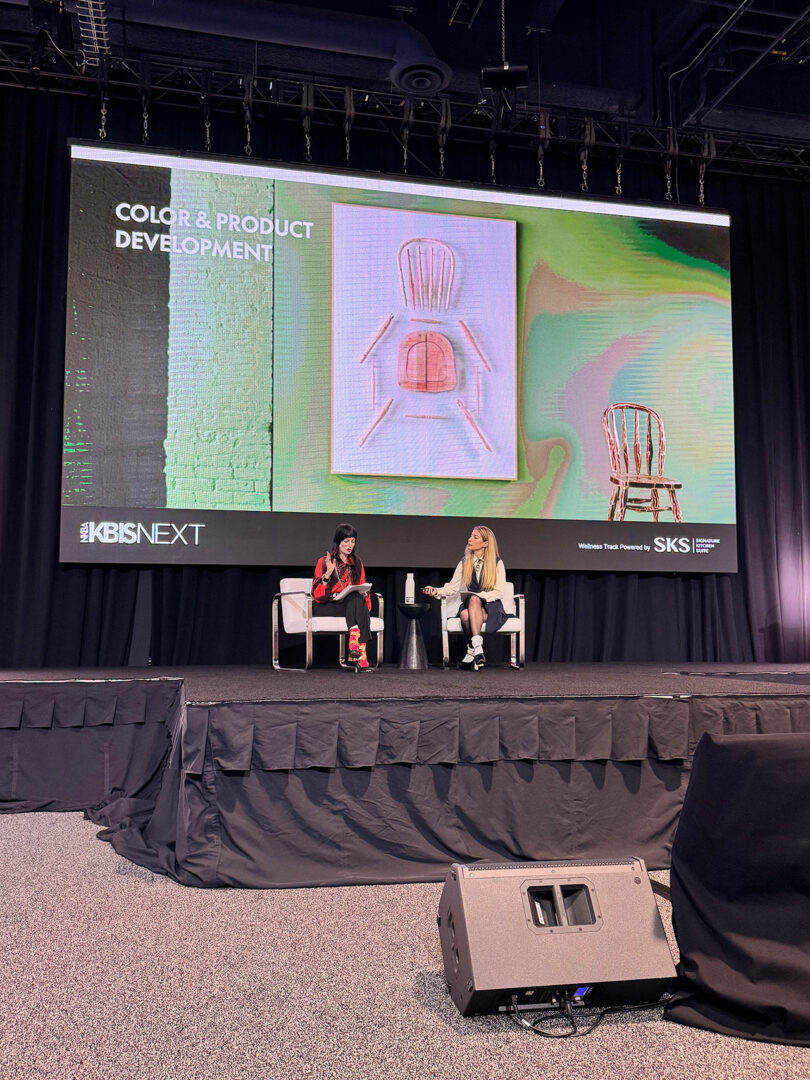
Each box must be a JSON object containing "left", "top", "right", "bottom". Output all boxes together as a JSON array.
[{"left": 460, "top": 563, "right": 507, "bottom": 633}]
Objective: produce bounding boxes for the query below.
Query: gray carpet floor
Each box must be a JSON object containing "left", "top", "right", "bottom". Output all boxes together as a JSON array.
[{"left": 2, "top": 813, "right": 809, "bottom": 1080}]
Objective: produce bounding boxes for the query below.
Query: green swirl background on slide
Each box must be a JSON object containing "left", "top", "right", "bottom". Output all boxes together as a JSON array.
[{"left": 272, "top": 180, "right": 734, "bottom": 522}]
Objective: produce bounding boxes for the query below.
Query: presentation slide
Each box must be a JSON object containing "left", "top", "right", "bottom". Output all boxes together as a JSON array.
[{"left": 61, "top": 143, "right": 736, "bottom": 571}]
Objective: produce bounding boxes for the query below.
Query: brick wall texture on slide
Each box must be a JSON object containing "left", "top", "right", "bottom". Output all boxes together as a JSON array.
[{"left": 165, "top": 170, "right": 273, "bottom": 510}]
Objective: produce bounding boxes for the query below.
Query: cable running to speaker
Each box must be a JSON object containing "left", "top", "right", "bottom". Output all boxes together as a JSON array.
[{"left": 509, "top": 990, "right": 673, "bottom": 1039}]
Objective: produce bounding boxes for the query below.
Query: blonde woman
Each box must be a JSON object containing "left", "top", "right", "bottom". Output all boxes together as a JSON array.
[{"left": 423, "top": 525, "right": 507, "bottom": 670}]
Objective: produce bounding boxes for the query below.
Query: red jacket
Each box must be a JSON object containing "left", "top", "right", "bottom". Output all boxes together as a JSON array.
[{"left": 312, "top": 555, "right": 372, "bottom": 609}]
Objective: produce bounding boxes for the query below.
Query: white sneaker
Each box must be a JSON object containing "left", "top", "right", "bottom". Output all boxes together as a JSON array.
[{"left": 458, "top": 646, "right": 476, "bottom": 670}]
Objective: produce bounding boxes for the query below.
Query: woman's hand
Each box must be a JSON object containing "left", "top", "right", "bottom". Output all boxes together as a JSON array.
[
  {"left": 422, "top": 586, "right": 438, "bottom": 598},
  {"left": 323, "top": 552, "right": 335, "bottom": 579}
]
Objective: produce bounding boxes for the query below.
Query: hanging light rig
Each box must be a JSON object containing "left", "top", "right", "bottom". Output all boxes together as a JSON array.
[
  {"left": 401, "top": 96, "right": 413, "bottom": 174},
  {"left": 698, "top": 132, "right": 716, "bottom": 206},
  {"left": 437, "top": 97, "right": 451, "bottom": 177},
  {"left": 343, "top": 86, "right": 355, "bottom": 167},
  {"left": 614, "top": 119, "right": 629, "bottom": 198},
  {"left": 63, "top": 12, "right": 772, "bottom": 203},
  {"left": 536, "top": 111, "right": 549, "bottom": 189},
  {"left": 579, "top": 118, "right": 595, "bottom": 193},
  {"left": 95, "top": 67, "right": 735, "bottom": 208},
  {"left": 665, "top": 127, "right": 678, "bottom": 202},
  {"left": 301, "top": 80, "right": 314, "bottom": 162},
  {"left": 242, "top": 74, "right": 253, "bottom": 157},
  {"left": 97, "top": 56, "right": 109, "bottom": 140},
  {"left": 481, "top": 0, "right": 528, "bottom": 184},
  {"left": 140, "top": 60, "right": 150, "bottom": 146}
]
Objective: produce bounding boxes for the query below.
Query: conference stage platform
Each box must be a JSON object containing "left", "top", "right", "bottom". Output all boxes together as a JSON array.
[{"left": 2, "top": 663, "right": 809, "bottom": 888}]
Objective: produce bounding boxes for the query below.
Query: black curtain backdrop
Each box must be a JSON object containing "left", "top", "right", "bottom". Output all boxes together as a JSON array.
[{"left": 1, "top": 85, "right": 808, "bottom": 667}]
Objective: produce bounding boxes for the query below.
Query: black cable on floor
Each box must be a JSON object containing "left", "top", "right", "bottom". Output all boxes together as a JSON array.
[{"left": 508, "top": 990, "right": 669, "bottom": 1039}]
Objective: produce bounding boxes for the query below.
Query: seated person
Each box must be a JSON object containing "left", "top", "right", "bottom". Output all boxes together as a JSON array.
[
  {"left": 312, "top": 523, "right": 373, "bottom": 671},
  {"left": 423, "top": 525, "right": 506, "bottom": 670}
]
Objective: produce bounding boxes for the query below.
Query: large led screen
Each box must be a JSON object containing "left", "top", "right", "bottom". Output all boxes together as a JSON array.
[{"left": 61, "top": 143, "right": 736, "bottom": 571}]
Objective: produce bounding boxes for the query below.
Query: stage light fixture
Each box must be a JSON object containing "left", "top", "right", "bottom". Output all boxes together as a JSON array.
[
  {"left": 480, "top": 62, "right": 528, "bottom": 130},
  {"left": 480, "top": 61, "right": 529, "bottom": 93}
]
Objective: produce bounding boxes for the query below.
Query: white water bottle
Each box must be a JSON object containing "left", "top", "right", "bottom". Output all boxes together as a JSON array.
[{"left": 405, "top": 572, "right": 415, "bottom": 604}]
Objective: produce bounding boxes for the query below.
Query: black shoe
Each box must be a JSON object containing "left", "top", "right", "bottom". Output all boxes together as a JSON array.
[
  {"left": 458, "top": 647, "right": 476, "bottom": 670},
  {"left": 473, "top": 651, "right": 486, "bottom": 671}
]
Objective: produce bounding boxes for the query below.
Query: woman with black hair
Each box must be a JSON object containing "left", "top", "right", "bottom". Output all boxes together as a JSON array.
[{"left": 312, "top": 523, "right": 373, "bottom": 671}]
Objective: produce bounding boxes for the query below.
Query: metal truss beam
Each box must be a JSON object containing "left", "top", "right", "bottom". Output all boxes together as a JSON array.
[{"left": 1, "top": 39, "right": 809, "bottom": 182}]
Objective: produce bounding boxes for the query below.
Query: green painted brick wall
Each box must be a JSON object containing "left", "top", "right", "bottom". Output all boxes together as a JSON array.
[{"left": 165, "top": 170, "right": 273, "bottom": 510}]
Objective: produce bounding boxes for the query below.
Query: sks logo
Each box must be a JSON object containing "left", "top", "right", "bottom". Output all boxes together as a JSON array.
[
  {"left": 653, "top": 536, "right": 691, "bottom": 553},
  {"left": 80, "top": 521, "right": 205, "bottom": 545}
]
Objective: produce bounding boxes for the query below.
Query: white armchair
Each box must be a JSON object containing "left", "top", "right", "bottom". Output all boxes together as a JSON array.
[
  {"left": 440, "top": 581, "right": 525, "bottom": 669},
  {"left": 272, "top": 577, "right": 385, "bottom": 670}
]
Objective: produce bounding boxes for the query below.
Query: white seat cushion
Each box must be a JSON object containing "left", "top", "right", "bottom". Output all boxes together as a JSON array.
[
  {"left": 310, "top": 616, "right": 350, "bottom": 631},
  {"left": 280, "top": 577, "right": 382, "bottom": 636},
  {"left": 311, "top": 616, "right": 384, "bottom": 632}
]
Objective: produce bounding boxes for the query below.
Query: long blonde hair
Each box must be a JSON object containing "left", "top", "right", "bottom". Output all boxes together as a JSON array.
[{"left": 462, "top": 525, "right": 500, "bottom": 591}]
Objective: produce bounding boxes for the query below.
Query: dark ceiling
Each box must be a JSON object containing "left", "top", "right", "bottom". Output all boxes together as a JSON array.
[{"left": 2, "top": 1, "right": 810, "bottom": 170}]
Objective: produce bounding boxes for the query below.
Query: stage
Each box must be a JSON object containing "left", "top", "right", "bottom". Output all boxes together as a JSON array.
[{"left": 2, "top": 662, "right": 809, "bottom": 888}]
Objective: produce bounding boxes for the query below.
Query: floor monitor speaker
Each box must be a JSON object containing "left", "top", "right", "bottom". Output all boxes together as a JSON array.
[{"left": 438, "top": 858, "right": 677, "bottom": 1017}]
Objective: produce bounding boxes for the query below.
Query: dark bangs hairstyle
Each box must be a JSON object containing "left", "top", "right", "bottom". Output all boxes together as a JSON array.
[{"left": 330, "top": 523, "right": 361, "bottom": 583}]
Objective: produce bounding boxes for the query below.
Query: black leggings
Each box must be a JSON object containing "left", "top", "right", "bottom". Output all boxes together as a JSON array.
[{"left": 314, "top": 593, "right": 372, "bottom": 643}]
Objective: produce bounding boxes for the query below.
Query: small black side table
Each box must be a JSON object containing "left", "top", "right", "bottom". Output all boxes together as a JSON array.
[{"left": 397, "top": 601, "right": 431, "bottom": 670}]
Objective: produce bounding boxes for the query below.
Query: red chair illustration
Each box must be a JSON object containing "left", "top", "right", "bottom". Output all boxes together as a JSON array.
[
  {"left": 357, "top": 237, "right": 493, "bottom": 451},
  {"left": 602, "top": 403, "right": 683, "bottom": 522}
]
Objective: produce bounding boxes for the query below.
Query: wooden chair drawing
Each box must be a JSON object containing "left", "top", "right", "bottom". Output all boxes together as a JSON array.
[{"left": 602, "top": 403, "right": 683, "bottom": 522}]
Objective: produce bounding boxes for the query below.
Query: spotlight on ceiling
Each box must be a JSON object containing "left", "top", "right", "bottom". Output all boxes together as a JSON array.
[{"left": 480, "top": 61, "right": 528, "bottom": 93}]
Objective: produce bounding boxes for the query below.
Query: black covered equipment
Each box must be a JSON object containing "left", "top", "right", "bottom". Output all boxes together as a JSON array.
[{"left": 666, "top": 732, "right": 810, "bottom": 1045}]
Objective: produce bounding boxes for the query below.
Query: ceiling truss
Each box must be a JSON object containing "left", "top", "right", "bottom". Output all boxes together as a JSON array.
[{"left": 1, "top": 38, "right": 809, "bottom": 186}]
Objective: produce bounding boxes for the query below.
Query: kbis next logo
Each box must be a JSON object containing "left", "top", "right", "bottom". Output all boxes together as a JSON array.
[{"left": 80, "top": 521, "right": 205, "bottom": 545}]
